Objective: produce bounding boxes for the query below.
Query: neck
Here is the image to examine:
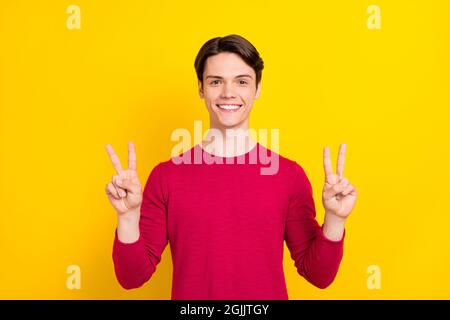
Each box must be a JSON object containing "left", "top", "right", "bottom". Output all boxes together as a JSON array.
[{"left": 201, "top": 120, "right": 257, "bottom": 157}]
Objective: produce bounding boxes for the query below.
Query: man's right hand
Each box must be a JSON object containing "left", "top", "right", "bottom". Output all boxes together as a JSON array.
[{"left": 105, "top": 141, "right": 143, "bottom": 221}]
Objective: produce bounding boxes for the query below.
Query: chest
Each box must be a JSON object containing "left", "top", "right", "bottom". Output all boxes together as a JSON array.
[{"left": 166, "top": 165, "right": 291, "bottom": 237}]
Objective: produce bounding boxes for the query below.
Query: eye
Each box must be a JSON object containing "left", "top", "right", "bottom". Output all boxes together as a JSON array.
[
  {"left": 239, "top": 80, "right": 248, "bottom": 85},
  {"left": 210, "top": 80, "right": 220, "bottom": 85}
]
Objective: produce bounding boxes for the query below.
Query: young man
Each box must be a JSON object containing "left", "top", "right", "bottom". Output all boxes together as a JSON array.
[{"left": 105, "top": 34, "right": 357, "bottom": 300}]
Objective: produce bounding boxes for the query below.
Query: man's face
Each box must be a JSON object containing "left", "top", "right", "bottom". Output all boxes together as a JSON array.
[{"left": 198, "top": 52, "right": 261, "bottom": 130}]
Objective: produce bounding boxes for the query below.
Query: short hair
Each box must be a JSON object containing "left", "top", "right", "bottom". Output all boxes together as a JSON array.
[{"left": 194, "top": 34, "right": 264, "bottom": 88}]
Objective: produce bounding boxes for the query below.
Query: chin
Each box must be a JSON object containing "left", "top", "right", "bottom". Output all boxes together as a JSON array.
[{"left": 217, "top": 119, "right": 244, "bottom": 129}]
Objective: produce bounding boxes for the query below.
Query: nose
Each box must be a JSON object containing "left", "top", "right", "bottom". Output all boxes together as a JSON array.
[{"left": 220, "top": 83, "right": 236, "bottom": 99}]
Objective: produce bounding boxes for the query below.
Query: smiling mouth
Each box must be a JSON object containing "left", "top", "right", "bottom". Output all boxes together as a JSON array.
[{"left": 216, "top": 104, "right": 243, "bottom": 112}]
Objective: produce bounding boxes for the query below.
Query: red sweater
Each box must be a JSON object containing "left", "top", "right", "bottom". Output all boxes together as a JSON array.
[{"left": 112, "top": 143, "right": 345, "bottom": 299}]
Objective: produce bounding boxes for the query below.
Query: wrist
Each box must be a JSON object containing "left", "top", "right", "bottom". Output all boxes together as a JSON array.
[
  {"left": 324, "top": 211, "right": 347, "bottom": 224},
  {"left": 117, "top": 207, "right": 140, "bottom": 224},
  {"left": 117, "top": 216, "right": 140, "bottom": 244},
  {"left": 323, "top": 211, "right": 346, "bottom": 241}
]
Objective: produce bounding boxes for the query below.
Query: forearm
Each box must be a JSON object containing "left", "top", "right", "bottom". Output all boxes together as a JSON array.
[
  {"left": 117, "top": 210, "right": 140, "bottom": 243},
  {"left": 113, "top": 211, "right": 152, "bottom": 290},
  {"left": 323, "top": 211, "right": 346, "bottom": 241},
  {"left": 295, "top": 222, "right": 345, "bottom": 289}
]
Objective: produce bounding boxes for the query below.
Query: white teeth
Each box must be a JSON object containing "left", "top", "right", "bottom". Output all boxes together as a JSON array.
[{"left": 217, "top": 104, "right": 241, "bottom": 110}]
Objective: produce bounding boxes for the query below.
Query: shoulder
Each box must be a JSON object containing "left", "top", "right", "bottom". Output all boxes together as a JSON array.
[
  {"left": 260, "top": 145, "right": 313, "bottom": 200},
  {"left": 260, "top": 144, "right": 309, "bottom": 177},
  {"left": 147, "top": 158, "right": 173, "bottom": 179}
]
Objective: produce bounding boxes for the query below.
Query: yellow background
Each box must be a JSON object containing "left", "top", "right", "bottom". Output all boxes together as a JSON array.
[{"left": 1, "top": 0, "right": 449, "bottom": 299}]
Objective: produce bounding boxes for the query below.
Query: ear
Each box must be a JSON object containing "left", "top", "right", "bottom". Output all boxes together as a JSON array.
[
  {"left": 254, "top": 81, "right": 261, "bottom": 100},
  {"left": 198, "top": 80, "right": 204, "bottom": 99}
]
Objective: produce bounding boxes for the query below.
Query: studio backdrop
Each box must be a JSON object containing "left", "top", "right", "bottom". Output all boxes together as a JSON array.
[{"left": 0, "top": 0, "right": 449, "bottom": 299}]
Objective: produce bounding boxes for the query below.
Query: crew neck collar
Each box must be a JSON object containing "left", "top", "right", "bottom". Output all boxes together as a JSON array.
[{"left": 197, "top": 141, "right": 260, "bottom": 159}]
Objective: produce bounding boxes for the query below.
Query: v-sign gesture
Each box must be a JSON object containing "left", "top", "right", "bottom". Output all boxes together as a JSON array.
[
  {"left": 105, "top": 141, "right": 143, "bottom": 216},
  {"left": 322, "top": 144, "right": 357, "bottom": 219}
]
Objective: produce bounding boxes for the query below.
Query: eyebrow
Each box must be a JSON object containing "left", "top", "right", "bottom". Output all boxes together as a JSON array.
[{"left": 205, "top": 74, "right": 253, "bottom": 80}]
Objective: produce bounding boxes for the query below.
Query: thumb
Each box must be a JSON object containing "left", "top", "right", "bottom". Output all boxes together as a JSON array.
[{"left": 323, "top": 182, "right": 345, "bottom": 199}]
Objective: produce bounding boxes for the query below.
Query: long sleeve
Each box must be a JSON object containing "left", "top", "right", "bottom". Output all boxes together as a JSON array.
[
  {"left": 284, "top": 162, "right": 345, "bottom": 289},
  {"left": 112, "top": 162, "right": 169, "bottom": 289}
]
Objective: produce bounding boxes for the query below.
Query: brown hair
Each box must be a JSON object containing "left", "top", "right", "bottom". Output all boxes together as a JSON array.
[{"left": 194, "top": 34, "right": 264, "bottom": 89}]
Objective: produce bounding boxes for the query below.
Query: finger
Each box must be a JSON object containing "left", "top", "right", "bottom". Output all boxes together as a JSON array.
[
  {"left": 106, "top": 182, "right": 120, "bottom": 200},
  {"left": 105, "top": 144, "right": 124, "bottom": 174},
  {"left": 128, "top": 141, "right": 137, "bottom": 171},
  {"left": 323, "top": 183, "right": 345, "bottom": 199},
  {"left": 339, "top": 177, "right": 349, "bottom": 188},
  {"left": 332, "top": 183, "right": 346, "bottom": 194},
  {"left": 117, "top": 178, "right": 141, "bottom": 195},
  {"left": 112, "top": 175, "right": 127, "bottom": 197},
  {"left": 342, "top": 184, "right": 355, "bottom": 196},
  {"left": 323, "top": 146, "right": 333, "bottom": 180},
  {"left": 336, "top": 143, "right": 346, "bottom": 178}
]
